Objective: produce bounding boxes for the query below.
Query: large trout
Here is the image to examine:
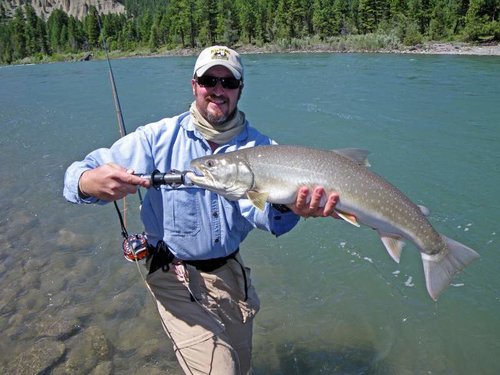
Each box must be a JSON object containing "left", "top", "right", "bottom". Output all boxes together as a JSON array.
[{"left": 187, "top": 145, "right": 479, "bottom": 300}]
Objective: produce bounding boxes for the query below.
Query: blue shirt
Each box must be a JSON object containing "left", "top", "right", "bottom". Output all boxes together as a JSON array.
[{"left": 63, "top": 111, "right": 300, "bottom": 260}]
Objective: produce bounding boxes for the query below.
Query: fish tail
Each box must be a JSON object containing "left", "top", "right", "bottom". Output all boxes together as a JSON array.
[{"left": 421, "top": 235, "right": 480, "bottom": 301}]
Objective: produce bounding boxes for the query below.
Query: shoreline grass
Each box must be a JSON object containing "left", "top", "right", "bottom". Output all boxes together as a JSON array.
[{"left": 5, "top": 35, "right": 500, "bottom": 66}]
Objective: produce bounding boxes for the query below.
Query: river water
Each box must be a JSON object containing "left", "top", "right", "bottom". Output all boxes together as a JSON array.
[{"left": 0, "top": 53, "right": 499, "bottom": 374}]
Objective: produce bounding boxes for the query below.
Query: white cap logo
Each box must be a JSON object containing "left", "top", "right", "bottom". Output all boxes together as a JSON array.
[{"left": 193, "top": 46, "right": 244, "bottom": 80}]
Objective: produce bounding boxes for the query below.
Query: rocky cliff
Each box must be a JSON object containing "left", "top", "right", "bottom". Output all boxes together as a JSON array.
[{"left": 2, "top": 0, "right": 125, "bottom": 20}]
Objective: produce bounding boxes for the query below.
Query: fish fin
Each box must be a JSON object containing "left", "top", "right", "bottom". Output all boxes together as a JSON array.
[
  {"left": 335, "top": 209, "right": 360, "bottom": 227},
  {"left": 421, "top": 235, "right": 480, "bottom": 301},
  {"left": 247, "top": 191, "right": 269, "bottom": 211},
  {"left": 332, "top": 148, "right": 371, "bottom": 167},
  {"left": 418, "top": 205, "right": 430, "bottom": 216},
  {"left": 378, "top": 231, "right": 405, "bottom": 263}
]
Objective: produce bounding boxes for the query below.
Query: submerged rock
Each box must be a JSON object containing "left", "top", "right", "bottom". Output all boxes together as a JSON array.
[
  {"left": 64, "top": 325, "right": 112, "bottom": 373},
  {"left": 2, "top": 338, "right": 65, "bottom": 374}
]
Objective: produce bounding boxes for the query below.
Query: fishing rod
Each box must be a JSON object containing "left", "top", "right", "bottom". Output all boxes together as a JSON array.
[
  {"left": 96, "top": 22, "right": 193, "bottom": 261},
  {"left": 95, "top": 10, "right": 197, "bottom": 374},
  {"left": 95, "top": 12, "right": 146, "bottom": 261}
]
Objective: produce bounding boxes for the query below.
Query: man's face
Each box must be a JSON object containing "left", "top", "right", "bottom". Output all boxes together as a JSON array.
[{"left": 192, "top": 65, "right": 243, "bottom": 125}]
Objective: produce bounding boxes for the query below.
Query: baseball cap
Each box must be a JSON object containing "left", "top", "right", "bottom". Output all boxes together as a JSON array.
[{"left": 193, "top": 46, "right": 244, "bottom": 80}]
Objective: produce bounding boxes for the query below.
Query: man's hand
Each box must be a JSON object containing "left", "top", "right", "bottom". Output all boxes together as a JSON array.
[
  {"left": 78, "top": 163, "right": 151, "bottom": 201},
  {"left": 288, "top": 186, "right": 340, "bottom": 218}
]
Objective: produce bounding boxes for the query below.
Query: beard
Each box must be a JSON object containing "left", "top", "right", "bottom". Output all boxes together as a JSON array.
[
  {"left": 194, "top": 85, "right": 240, "bottom": 126},
  {"left": 203, "top": 96, "right": 237, "bottom": 125},
  {"left": 205, "top": 107, "right": 228, "bottom": 125}
]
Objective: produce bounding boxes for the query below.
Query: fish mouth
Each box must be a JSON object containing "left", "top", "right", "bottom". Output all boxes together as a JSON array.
[
  {"left": 189, "top": 159, "right": 205, "bottom": 175},
  {"left": 189, "top": 165, "right": 205, "bottom": 177},
  {"left": 186, "top": 163, "right": 214, "bottom": 186}
]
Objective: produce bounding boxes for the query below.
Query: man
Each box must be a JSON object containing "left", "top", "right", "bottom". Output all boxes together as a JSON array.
[{"left": 64, "top": 46, "right": 339, "bottom": 374}]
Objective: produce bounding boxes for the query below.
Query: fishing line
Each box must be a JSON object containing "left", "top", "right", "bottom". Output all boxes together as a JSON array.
[
  {"left": 95, "top": 9, "right": 227, "bottom": 374},
  {"left": 94, "top": 8, "right": 195, "bottom": 373}
]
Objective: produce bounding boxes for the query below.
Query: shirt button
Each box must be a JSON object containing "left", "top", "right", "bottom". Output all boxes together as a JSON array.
[
  {"left": 215, "top": 238, "right": 220, "bottom": 243},
  {"left": 212, "top": 211, "right": 219, "bottom": 218}
]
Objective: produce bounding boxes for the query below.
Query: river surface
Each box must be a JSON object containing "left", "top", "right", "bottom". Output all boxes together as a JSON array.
[{"left": 0, "top": 53, "right": 499, "bottom": 374}]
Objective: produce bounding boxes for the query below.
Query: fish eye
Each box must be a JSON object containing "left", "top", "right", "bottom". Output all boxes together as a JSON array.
[{"left": 206, "top": 159, "right": 215, "bottom": 168}]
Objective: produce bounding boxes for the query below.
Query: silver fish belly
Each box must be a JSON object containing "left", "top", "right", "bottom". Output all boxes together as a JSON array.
[{"left": 188, "top": 145, "right": 479, "bottom": 300}]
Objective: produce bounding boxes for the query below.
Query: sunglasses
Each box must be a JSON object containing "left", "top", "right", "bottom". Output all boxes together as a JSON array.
[{"left": 196, "top": 75, "right": 242, "bottom": 89}]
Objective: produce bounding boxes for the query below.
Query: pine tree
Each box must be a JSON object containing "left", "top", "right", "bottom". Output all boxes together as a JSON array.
[
  {"left": 358, "top": 0, "right": 377, "bottom": 33},
  {"left": 67, "top": 16, "right": 83, "bottom": 52},
  {"left": 216, "top": 0, "right": 239, "bottom": 45},
  {"left": 11, "top": 7, "right": 27, "bottom": 60},
  {"left": 149, "top": 12, "right": 163, "bottom": 50},
  {"left": 24, "top": 4, "right": 40, "bottom": 54},
  {"left": 464, "top": 0, "right": 500, "bottom": 41},
  {"left": 238, "top": 0, "right": 257, "bottom": 44},
  {"left": 195, "top": 0, "right": 218, "bottom": 45},
  {"left": 85, "top": 6, "right": 101, "bottom": 48},
  {"left": 313, "top": 0, "right": 344, "bottom": 38},
  {"left": 47, "top": 9, "right": 70, "bottom": 52},
  {"left": 36, "top": 16, "right": 50, "bottom": 54},
  {"left": 0, "top": 21, "right": 13, "bottom": 64}
]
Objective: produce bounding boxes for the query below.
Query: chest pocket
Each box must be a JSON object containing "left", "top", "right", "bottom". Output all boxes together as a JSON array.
[{"left": 162, "top": 186, "right": 201, "bottom": 236}]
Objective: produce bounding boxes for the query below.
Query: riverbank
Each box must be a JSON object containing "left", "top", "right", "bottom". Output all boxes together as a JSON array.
[
  {"left": 6, "top": 41, "right": 500, "bottom": 66},
  {"left": 144, "top": 41, "right": 500, "bottom": 58},
  {"left": 399, "top": 41, "right": 500, "bottom": 55}
]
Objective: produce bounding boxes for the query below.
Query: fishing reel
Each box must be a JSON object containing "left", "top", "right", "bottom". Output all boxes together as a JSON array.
[
  {"left": 121, "top": 170, "right": 192, "bottom": 262},
  {"left": 122, "top": 233, "right": 149, "bottom": 262}
]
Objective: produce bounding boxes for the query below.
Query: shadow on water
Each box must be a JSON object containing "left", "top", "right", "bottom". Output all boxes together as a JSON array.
[{"left": 254, "top": 341, "right": 393, "bottom": 375}]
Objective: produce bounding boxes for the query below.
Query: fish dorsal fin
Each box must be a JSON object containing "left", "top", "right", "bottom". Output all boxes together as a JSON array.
[
  {"left": 377, "top": 230, "right": 406, "bottom": 263},
  {"left": 335, "top": 209, "right": 360, "bottom": 227},
  {"left": 247, "top": 191, "right": 269, "bottom": 211},
  {"left": 418, "top": 205, "right": 430, "bottom": 216},
  {"left": 332, "top": 148, "right": 371, "bottom": 167}
]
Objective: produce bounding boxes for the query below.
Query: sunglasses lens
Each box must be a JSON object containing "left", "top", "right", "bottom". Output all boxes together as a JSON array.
[
  {"left": 197, "top": 76, "right": 240, "bottom": 89},
  {"left": 221, "top": 78, "right": 240, "bottom": 89},
  {"left": 197, "top": 76, "right": 217, "bottom": 87}
]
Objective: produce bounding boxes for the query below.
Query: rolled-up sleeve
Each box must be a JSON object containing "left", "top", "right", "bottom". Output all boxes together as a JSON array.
[
  {"left": 63, "top": 149, "right": 115, "bottom": 204},
  {"left": 63, "top": 127, "right": 154, "bottom": 204}
]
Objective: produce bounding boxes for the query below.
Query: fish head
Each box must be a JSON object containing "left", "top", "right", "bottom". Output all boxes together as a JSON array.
[{"left": 188, "top": 153, "right": 254, "bottom": 200}]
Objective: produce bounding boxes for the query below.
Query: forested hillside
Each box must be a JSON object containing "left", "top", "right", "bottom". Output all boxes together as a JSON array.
[{"left": 1, "top": 0, "right": 498, "bottom": 64}]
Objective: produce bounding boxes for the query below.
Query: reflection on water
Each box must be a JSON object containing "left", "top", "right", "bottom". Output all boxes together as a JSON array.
[{"left": 255, "top": 342, "right": 392, "bottom": 375}]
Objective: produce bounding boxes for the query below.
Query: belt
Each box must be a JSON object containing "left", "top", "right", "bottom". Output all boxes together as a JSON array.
[
  {"left": 148, "top": 244, "right": 248, "bottom": 301},
  {"left": 147, "top": 242, "right": 239, "bottom": 274},
  {"left": 184, "top": 249, "right": 240, "bottom": 273},
  {"left": 186, "top": 248, "right": 248, "bottom": 301}
]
